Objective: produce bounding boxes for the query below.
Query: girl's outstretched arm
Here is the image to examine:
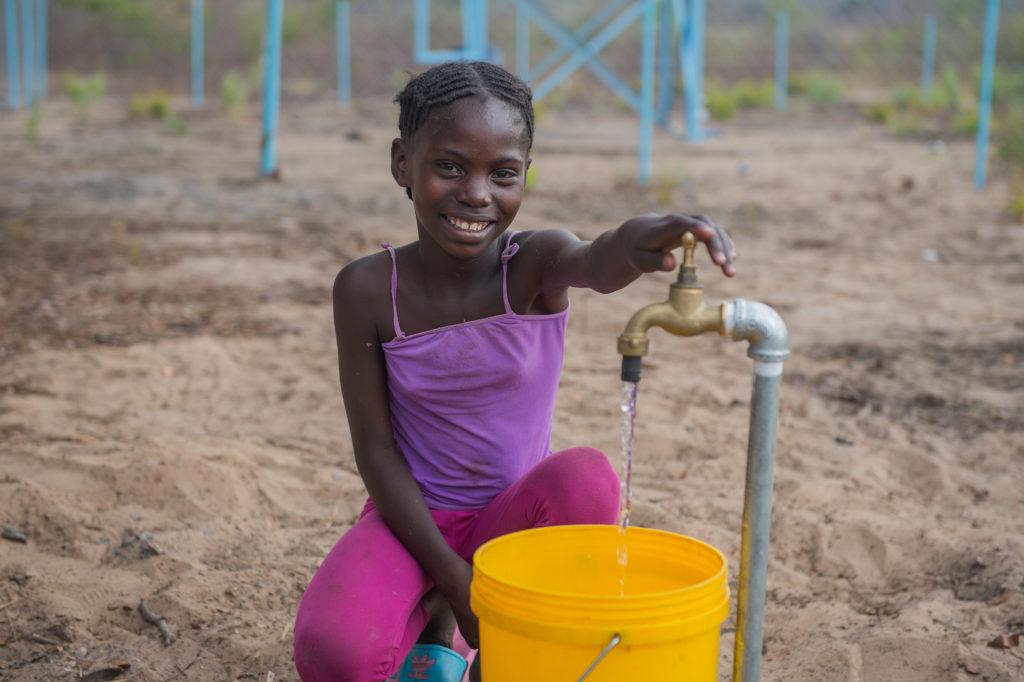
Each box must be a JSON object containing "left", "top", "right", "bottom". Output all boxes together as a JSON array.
[
  {"left": 332, "top": 257, "right": 480, "bottom": 647},
  {"left": 519, "top": 213, "right": 736, "bottom": 300}
]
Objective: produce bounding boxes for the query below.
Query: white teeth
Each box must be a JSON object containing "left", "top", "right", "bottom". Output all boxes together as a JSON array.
[{"left": 447, "top": 216, "right": 488, "bottom": 232}]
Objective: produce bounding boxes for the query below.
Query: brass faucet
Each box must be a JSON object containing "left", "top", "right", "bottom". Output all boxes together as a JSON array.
[{"left": 618, "top": 232, "right": 730, "bottom": 382}]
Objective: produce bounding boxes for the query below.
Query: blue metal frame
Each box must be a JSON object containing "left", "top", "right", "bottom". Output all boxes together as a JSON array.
[
  {"left": 638, "top": 0, "right": 656, "bottom": 185},
  {"left": 414, "top": 0, "right": 490, "bottom": 64},
  {"left": 682, "top": 0, "right": 705, "bottom": 141},
  {"left": 774, "top": 10, "right": 788, "bottom": 113},
  {"left": 526, "top": 0, "right": 632, "bottom": 82},
  {"left": 521, "top": 0, "right": 641, "bottom": 112},
  {"left": 974, "top": 0, "right": 1000, "bottom": 190},
  {"left": 337, "top": 0, "right": 351, "bottom": 105},
  {"left": 921, "top": 14, "right": 936, "bottom": 96},
  {"left": 260, "top": 0, "right": 284, "bottom": 177},
  {"left": 515, "top": 0, "right": 529, "bottom": 78},
  {"left": 34, "top": 0, "right": 42, "bottom": 97},
  {"left": 4, "top": 0, "right": 20, "bottom": 110},
  {"left": 19, "top": 0, "right": 32, "bottom": 106},
  {"left": 191, "top": 0, "right": 204, "bottom": 107},
  {"left": 654, "top": 0, "right": 674, "bottom": 127}
]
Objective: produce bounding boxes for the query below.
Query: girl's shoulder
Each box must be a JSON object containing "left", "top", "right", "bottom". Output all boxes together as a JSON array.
[{"left": 333, "top": 249, "right": 392, "bottom": 298}]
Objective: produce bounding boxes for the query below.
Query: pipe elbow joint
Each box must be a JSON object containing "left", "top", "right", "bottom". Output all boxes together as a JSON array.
[{"left": 726, "top": 299, "right": 789, "bottom": 363}]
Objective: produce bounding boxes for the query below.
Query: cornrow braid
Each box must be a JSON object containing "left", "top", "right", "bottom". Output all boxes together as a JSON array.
[{"left": 395, "top": 61, "right": 535, "bottom": 149}]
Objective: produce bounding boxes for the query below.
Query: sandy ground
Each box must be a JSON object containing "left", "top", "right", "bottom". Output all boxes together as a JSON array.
[{"left": 1, "top": 97, "right": 1023, "bottom": 681}]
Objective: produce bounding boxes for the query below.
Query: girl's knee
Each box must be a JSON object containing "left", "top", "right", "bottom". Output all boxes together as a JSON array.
[
  {"left": 545, "top": 447, "right": 620, "bottom": 522},
  {"left": 294, "top": 617, "right": 393, "bottom": 682}
]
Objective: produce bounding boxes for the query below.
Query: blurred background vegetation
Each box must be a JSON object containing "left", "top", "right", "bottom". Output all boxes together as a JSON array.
[{"left": 32, "top": 0, "right": 1024, "bottom": 179}]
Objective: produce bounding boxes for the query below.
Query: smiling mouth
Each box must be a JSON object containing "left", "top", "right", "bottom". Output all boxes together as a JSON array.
[{"left": 443, "top": 214, "right": 493, "bottom": 233}]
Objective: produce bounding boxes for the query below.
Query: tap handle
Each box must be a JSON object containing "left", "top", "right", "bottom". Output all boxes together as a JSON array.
[
  {"left": 678, "top": 232, "right": 701, "bottom": 287},
  {"left": 681, "top": 232, "right": 697, "bottom": 267}
]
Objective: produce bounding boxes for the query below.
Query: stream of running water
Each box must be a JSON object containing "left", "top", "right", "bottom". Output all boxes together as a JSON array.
[{"left": 617, "top": 381, "right": 638, "bottom": 596}]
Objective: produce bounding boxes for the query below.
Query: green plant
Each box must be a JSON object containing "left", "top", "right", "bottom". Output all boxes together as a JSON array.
[
  {"left": 997, "top": 112, "right": 1024, "bottom": 168},
  {"left": 25, "top": 106, "right": 41, "bottom": 143},
  {"left": 888, "top": 113, "right": 925, "bottom": 137},
  {"left": 952, "top": 108, "right": 978, "bottom": 136},
  {"left": 705, "top": 86, "right": 736, "bottom": 121},
  {"left": 160, "top": 111, "right": 189, "bottom": 136},
  {"left": 525, "top": 165, "right": 538, "bottom": 192},
  {"left": 864, "top": 101, "right": 893, "bottom": 125},
  {"left": 791, "top": 71, "right": 843, "bottom": 106},
  {"left": 938, "top": 64, "right": 962, "bottom": 113},
  {"left": 129, "top": 90, "right": 173, "bottom": 119},
  {"left": 221, "top": 70, "right": 249, "bottom": 121},
  {"left": 63, "top": 72, "right": 106, "bottom": 119},
  {"left": 732, "top": 79, "right": 773, "bottom": 110}
]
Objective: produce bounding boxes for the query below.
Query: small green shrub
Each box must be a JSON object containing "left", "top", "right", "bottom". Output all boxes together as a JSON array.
[
  {"left": 952, "top": 109, "right": 978, "bottom": 136},
  {"left": 25, "top": 106, "right": 41, "bottom": 143},
  {"left": 129, "top": 90, "right": 173, "bottom": 119},
  {"left": 705, "top": 87, "right": 736, "bottom": 121},
  {"left": 63, "top": 72, "right": 106, "bottom": 119},
  {"left": 864, "top": 101, "right": 894, "bottom": 125},
  {"left": 221, "top": 70, "right": 249, "bottom": 121},
  {"left": 997, "top": 112, "right": 1024, "bottom": 168},
  {"left": 790, "top": 71, "right": 843, "bottom": 105},
  {"left": 888, "top": 113, "right": 925, "bottom": 137},
  {"left": 732, "top": 79, "right": 773, "bottom": 110}
]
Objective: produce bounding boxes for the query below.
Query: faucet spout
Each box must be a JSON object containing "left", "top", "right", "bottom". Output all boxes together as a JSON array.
[{"left": 617, "top": 233, "right": 729, "bottom": 382}]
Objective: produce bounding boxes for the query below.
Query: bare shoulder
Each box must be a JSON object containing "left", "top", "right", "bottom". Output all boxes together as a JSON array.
[{"left": 332, "top": 251, "right": 392, "bottom": 340}]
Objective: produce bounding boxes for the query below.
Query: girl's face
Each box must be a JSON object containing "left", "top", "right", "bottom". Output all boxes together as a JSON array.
[{"left": 391, "top": 95, "right": 531, "bottom": 260}]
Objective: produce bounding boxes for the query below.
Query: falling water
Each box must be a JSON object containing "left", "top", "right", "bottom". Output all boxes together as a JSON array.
[{"left": 617, "top": 381, "right": 638, "bottom": 596}]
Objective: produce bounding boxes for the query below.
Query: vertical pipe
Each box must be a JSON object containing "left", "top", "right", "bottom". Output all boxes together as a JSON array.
[
  {"left": 34, "top": 0, "right": 43, "bottom": 97},
  {"left": 655, "top": 0, "right": 674, "bottom": 127},
  {"left": 461, "top": 0, "right": 476, "bottom": 58},
  {"left": 191, "top": 0, "right": 204, "bottom": 108},
  {"left": 683, "top": 0, "right": 705, "bottom": 141},
  {"left": 516, "top": 0, "right": 529, "bottom": 79},
  {"left": 638, "top": 0, "right": 656, "bottom": 185},
  {"left": 921, "top": 13, "right": 936, "bottom": 97},
  {"left": 4, "top": 0, "right": 20, "bottom": 110},
  {"left": 260, "top": 0, "right": 284, "bottom": 177},
  {"left": 732, "top": 365, "right": 783, "bottom": 682},
  {"left": 477, "top": 0, "right": 489, "bottom": 60},
  {"left": 774, "top": 10, "right": 788, "bottom": 112},
  {"left": 336, "top": 0, "right": 350, "bottom": 105},
  {"left": 19, "top": 0, "right": 31, "bottom": 106},
  {"left": 414, "top": 0, "right": 429, "bottom": 64},
  {"left": 974, "top": 0, "right": 1000, "bottom": 190}
]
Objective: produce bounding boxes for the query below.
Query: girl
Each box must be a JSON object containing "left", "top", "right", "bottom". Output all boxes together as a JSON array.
[{"left": 294, "top": 61, "right": 735, "bottom": 682}]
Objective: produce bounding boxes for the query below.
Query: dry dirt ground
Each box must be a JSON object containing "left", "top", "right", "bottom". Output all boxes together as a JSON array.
[{"left": 1, "top": 97, "right": 1022, "bottom": 681}]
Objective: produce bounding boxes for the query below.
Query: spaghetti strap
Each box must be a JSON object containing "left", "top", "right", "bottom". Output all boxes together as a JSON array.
[
  {"left": 499, "top": 232, "right": 520, "bottom": 315},
  {"left": 380, "top": 243, "right": 405, "bottom": 339}
]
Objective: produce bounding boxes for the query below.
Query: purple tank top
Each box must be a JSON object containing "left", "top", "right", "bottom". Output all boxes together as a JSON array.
[{"left": 380, "top": 234, "right": 569, "bottom": 510}]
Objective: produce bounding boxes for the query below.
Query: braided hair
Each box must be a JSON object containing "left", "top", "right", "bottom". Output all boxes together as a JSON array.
[{"left": 395, "top": 60, "right": 535, "bottom": 151}]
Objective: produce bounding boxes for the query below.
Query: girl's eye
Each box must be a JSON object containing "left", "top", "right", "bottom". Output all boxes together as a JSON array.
[
  {"left": 493, "top": 169, "right": 518, "bottom": 181},
  {"left": 436, "top": 161, "right": 461, "bottom": 175}
]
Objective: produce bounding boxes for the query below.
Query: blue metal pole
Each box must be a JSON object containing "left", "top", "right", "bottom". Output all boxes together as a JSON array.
[
  {"left": 191, "top": 0, "right": 204, "bottom": 107},
  {"left": 19, "top": 0, "right": 31, "bottom": 106},
  {"left": 682, "top": 0, "right": 705, "bottom": 140},
  {"left": 774, "top": 10, "right": 789, "bottom": 112},
  {"left": 655, "top": 0, "right": 674, "bottom": 127},
  {"left": 921, "top": 14, "right": 936, "bottom": 96},
  {"left": 414, "top": 0, "right": 429, "bottom": 63},
  {"left": 4, "top": 0, "right": 20, "bottom": 109},
  {"left": 515, "top": 0, "right": 529, "bottom": 78},
  {"left": 974, "top": 0, "right": 1000, "bottom": 190},
  {"left": 461, "top": 0, "right": 474, "bottom": 57},
  {"left": 638, "top": 0, "right": 656, "bottom": 185},
  {"left": 34, "top": 0, "right": 43, "bottom": 97},
  {"left": 261, "top": 0, "right": 284, "bottom": 177},
  {"left": 476, "top": 0, "right": 489, "bottom": 61},
  {"left": 336, "top": 0, "right": 350, "bottom": 104}
]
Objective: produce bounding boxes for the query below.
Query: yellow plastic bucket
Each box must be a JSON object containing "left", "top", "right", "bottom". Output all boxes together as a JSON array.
[{"left": 471, "top": 525, "right": 729, "bottom": 681}]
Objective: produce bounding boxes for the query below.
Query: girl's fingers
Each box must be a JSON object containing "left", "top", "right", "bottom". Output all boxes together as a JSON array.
[{"left": 632, "top": 248, "right": 675, "bottom": 273}]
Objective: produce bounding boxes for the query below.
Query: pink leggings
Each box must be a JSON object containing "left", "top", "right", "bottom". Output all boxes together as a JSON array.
[{"left": 293, "top": 447, "right": 620, "bottom": 681}]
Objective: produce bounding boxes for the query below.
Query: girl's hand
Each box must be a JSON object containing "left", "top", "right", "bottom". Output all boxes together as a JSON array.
[
  {"left": 619, "top": 213, "right": 736, "bottom": 278},
  {"left": 438, "top": 559, "right": 479, "bottom": 649}
]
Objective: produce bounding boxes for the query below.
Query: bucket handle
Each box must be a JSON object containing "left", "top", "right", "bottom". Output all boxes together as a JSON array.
[{"left": 576, "top": 633, "right": 621, "bottom": 681}]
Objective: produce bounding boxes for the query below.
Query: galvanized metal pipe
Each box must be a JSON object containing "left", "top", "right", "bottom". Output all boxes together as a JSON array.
[{"left": 725, "top": 299, "right": 788, "bottom": 682}]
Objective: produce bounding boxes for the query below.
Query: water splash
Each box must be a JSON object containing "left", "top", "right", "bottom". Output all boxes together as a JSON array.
[{"left": 617, "top": 381, "right": 638, "bottom": 596}]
